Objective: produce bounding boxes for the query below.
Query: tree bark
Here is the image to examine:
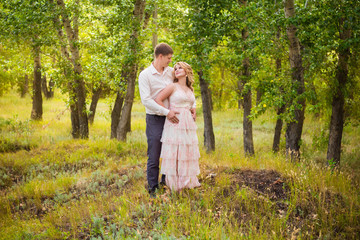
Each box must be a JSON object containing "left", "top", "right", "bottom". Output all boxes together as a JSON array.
[
  {"left": 20, "top": 74, "right": 29, "bottom": 98},
  {"left": 237, "top": 79, "right": 243, "bottom": 109},
  {"left": 198, "top": 70, "right": 215, "bottom": 152},
  {"left": 52, "top": 4, "right": 80, "bottom": 137},
  {"left": 111, "top": 91, "right": 124, "bottom": 139},
  {"left": 48, "top": 78, "right": 54, "bottom": 98},
  {"left": 273, "top": 104, "right": 285, "bottom": 152},
  {"left": 70, "top": 97, "right": 80, "bottom": 138},
  {"left": 31, "top": 45, "right": 43, "bottom": 120},
  {"left": 41, "top": 74, "right": 53, "bottom": 99},
  {"left": 241, "top": 58, "right": 255, "bottom": 156},
  {"left": 219, "top": 68, "right": 225, "bottom": 109},
  {"left": 117, "top": 66, "right": 137, "bottom": 141},
  {"left": 116, "top": 0, "right": 146, "bottom": 141},
  {"left": 57, "top": 0, "right": 88, "bottom": 138},
  {"left": 256, "top": 89, "right": 262, "bottom": 105},
  {"left": 88, "top": 84, "right": 102, "bottom": 124},
  {"left": 327, "top": 24, "right": 351, "bottom": 166},
  {"left": 272, "top": 29, "right": 284, "bottom": 153},
  {"left": 209, "top": 88, "right": 213, "bottom": 111},
  {"left": 284, "top": 0, "right": 305, "bottom": 160},
  {"left": 241, "top": 22, "right": 255, "bottom": 156}
]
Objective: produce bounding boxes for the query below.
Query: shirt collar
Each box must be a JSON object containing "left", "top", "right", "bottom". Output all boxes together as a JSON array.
[{"left": 150, "top": 63, "right": 170, "bottom": 75}]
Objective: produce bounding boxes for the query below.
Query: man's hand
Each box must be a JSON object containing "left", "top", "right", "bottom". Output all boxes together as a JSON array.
[
  {"left": 190, "top": 108, "right": 196, "bottom": 121},
  {"left": 167, "top": 110, "right": 179, "bottom": 123}
]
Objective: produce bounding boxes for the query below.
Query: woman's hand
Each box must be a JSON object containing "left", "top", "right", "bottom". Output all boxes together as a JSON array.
[{"left": 190, "top": 108, "right": 196, "bottom": 121}]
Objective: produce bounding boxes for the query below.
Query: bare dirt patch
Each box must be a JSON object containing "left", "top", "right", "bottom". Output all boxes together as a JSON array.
[{"left": 229, "top": 168, "right": 289, "bottom": 201}]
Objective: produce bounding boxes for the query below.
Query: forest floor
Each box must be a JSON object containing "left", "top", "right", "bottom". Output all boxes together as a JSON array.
[{"left": 0, "top": 91, "right": 359, "bottom": 239}]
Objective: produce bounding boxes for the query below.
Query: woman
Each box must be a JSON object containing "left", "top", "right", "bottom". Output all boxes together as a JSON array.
[{"left": 155, "top": 62, "right": 201, "bottom": 191}]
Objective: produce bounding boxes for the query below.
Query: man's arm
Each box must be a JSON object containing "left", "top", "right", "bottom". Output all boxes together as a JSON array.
[{"left": 138, "top": 72, "right": 169, "bottom": 116}]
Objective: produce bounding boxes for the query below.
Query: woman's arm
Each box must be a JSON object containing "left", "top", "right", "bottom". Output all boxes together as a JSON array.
[{"left": 155, "top": 83, "right": 175, "bottom": 108}]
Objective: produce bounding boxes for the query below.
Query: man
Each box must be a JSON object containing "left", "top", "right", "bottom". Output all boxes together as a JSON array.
[{"left": 138, "top": 43, "right": 179, "bottom": 196}]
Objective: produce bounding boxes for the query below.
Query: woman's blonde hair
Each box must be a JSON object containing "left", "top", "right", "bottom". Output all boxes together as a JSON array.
[{"left": 173, "top": 62, "right": 194, "bottom": 91}]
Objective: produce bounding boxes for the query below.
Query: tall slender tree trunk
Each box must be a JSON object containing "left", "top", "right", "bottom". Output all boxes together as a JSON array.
[
  {"left": 53, "top": 3, "right": 80, "bottom": 137},
  {"left": 116, "top": 0, "right": 146, "bottom": 141},
  {"left": 41, "top": 74, "right": 53, "bottom": 99},
  {"left": 327, "top": 24, "right": 351, "bottom": 166},
  {"left": 219, "top": 68, "right": 225, "bottom": 109},
  {"left": 117, "top": 67, "right": 137, "bottom": 141},
  {"left": 241, "top": 24, "right": 254, "bottom": 156},
  {"left": 273, "top": 105, "right": 285, "bottom": 152},
  {"left": 20, "top": 74, "right": 29, "bottom": 98},
  {"left": 57, "top": 0, "right": 88, "bottom": 138},
  {"left": 31, "top": 45, "right": 43, "bottom": 120},
  {"left": 209, "top": 89, "right": 213, "bottom": 111},
  {"left": 88, "top": 84, "right": 102, "bottom": 124},
  {"left": 198, "top": 70, "right": 215, "bottom": 152},
  {"left": 111, "top": 91, "right": 124, "bottom": 139},
  {"left": 48, "top": 78, "right": 54, "bottom": 98},
  {"left": 284, "top": 0, "right": 305, "bottom": 160},
  {"left": 272, "top": 29, "right": 284, "bottom": 153},
  {"left": 69, "top": 90, "right": 80, "bottom": 139},
  {"left": 256, "top": 88, "right": 263, "bottom": 105},
  {"left": 237, "top": 79, "right": 243, "bottom": 109},
  {"left": 241, "top": 59, "right": 254, "bottom": 156}
]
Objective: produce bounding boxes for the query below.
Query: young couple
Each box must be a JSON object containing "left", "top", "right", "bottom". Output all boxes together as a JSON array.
[{"left": 138, "top": 43, "right": 200, "bottom": 196}]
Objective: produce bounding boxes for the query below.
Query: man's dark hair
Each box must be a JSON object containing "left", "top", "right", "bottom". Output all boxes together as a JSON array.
[{"left": 154, "top": 43, "right": 173, "bottom": 57}]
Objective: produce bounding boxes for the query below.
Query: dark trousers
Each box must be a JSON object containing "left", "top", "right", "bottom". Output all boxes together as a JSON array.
[{"left": 146, "top": 114, "right": 166, "bottom": 190}]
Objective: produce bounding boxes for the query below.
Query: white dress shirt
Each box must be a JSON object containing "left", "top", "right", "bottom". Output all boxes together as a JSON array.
[{"left": 139, "top": 63, "right": 173, "bottom": 116}]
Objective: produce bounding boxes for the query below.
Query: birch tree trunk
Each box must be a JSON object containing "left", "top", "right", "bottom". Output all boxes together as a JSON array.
[
  {"left": 52, "top": 3, "right": 80, "bottom": 138},
  {"left": 20, "top": 74, "right": 29, "bottom": 98},
  {"left": 327, "top": 22, "right": 351, "bottom": 166},
  {"left": 241, "top": 60, "right": 254, "bottom": 156},
  {"left": 284, "top": 0, "right": 305, "bottom": 160},
  {"left": 57, "top": 0, "right": 88, "bottom": 138},
  {"left": 41, "top": 74, "right": 53, "bottom": 99},
  {"left": 237, "top": 79, "right": 243, "bottom": 109},
  {"left": 116, "top": 0, "right": 146, "bottom": 141},
  {"left": 88, "top": 84, "right": 102, "bottom": 124},
  {"left": 117, "top": 68, "right": 137, "bottom": 141},
  {"left": 111, "top": 91, "right": 124, "bottom": 139},
  {"left": 272, "top": 29, "right": 284, "bottom": 153},
  {"left": 241, "top": 24, "right": 254, "bottom": 156},
  {"left": 31, "top": 44, "right": 43, "bottom": 120},
  {"left": 198, "top": 70, "right": 215, "bottom": 152}
]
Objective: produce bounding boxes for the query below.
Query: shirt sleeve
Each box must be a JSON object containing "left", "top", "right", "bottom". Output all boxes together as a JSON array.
[{"left": 138, "top": 71, "right": 170, "bottom": 116}]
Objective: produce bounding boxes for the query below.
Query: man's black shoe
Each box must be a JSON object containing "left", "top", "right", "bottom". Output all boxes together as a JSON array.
[{"left": 148, "top": 184, "right": 159, "bottom": 198}]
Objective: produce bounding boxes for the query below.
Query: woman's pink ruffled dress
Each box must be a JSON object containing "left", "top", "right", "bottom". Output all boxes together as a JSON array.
[{"left": 160, "top": 84, "right": 201, "bottom": 191}]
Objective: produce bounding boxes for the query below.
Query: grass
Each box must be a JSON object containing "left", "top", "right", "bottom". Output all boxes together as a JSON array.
[{"left": 0, "top": 90, "right": 359, "bottom": 239}]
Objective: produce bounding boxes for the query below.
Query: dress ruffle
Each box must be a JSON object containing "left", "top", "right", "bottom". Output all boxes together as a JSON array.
[
  {"left": 160, "top": 143, "right": 200, "bottom": 161},
  {"left": 165, "top": 175, "right": 201, "bottom": 191},
  {"left": 159, "top": 85, "right": 201, "bottom": 192}
]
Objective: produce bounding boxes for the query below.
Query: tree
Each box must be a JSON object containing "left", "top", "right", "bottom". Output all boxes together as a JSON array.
[
  {"left": 239, "top": 0, "right": 254, "bottom": 156},
  {"left": 115, "top": 0, "right": 146, "bottom": 141},
  {"left": 173, "top": 0, "right": 233, "bottom": 152},
  {"left": 52, "top": 0, "right": 89, "bottom": 138},
  {"left": 303, "top": 0, "right": 360, "bottom": 166},
  {"left": 284, "top": 0, "right": 305, "bottom": 160},
  {"left": 0, "top": 0, "right": 55, "bottom": 120}
]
